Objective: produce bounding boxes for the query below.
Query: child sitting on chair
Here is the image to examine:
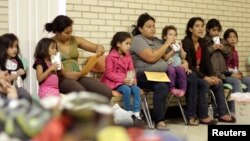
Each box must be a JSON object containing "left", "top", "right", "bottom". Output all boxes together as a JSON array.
[
  {"left": 162, "top": 25, "right": 187, "bottom": 97},
  {"left": 101, "top": 32, "right": 142, "bottom": 120}
]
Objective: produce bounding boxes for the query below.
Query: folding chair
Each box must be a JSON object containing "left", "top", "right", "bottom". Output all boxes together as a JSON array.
[{"left": 165, "top": 94, "right": 188, "bottom": 125}]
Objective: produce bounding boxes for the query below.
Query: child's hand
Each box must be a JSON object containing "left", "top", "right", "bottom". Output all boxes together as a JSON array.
[
  {"left": 124, "top": 79, "right": 133, "bottom": 86},
  {"left": 48, "top": 64, "right": 58, "bottom": 72},
  {"left": 17, "top": 68, "right": 25, "bottom": 76},
  {"left": 231, "top": 73, "right": 242, "bottom": 79},
  {"left": 217, "top": 44, "right": 224, "bottom": 50},
  {"left": 212, "top": 44, "right": 220, "bottom": 50}
]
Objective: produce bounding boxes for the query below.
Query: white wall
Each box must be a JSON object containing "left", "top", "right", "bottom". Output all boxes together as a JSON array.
[{"left": 8, "top": 0, "right": 66, "bottom": 95}]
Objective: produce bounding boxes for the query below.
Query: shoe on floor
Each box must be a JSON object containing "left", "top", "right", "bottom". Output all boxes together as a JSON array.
[
  {"left": 170, "top": 88, "right": 179, "bottom": 97},
  {"left": 155, "top": 121, "right": 169, "bottom": 131},
  {"left": 187, "top": 117, "right": 199, "bottom": 126}
]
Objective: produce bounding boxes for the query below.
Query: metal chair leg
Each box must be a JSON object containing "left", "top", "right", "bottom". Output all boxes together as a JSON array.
[
  {"left": 176, "top": 97, "right": 188, "bottom": 125},
  {"left": 140, "top": 97, "right": 154, "bottom": 129},
  {"left": 166, "top": 94, "right": 187, "bottom": 124},
  {"left": 165, "top": 95, "right": 174, "bottom": 112},
  {"left": 209, "top": 90, "right": 217, "bottom": 107},
  {"left": 142, "top": 95, "right": 154, "bottom": 129}
]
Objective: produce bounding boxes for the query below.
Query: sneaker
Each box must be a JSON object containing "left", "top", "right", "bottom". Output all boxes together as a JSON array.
[
  {"left": 133, "top": 112, "right": 141, "bottom": 119},
  {"left": 131, "top": 115, "right": 144, "bottom": 127},
  {"left": 170, "top": 88, "right": 179, "bottom": 96},
  {"left": 177, "top": 89, "right": 185, "bottom": 97}
]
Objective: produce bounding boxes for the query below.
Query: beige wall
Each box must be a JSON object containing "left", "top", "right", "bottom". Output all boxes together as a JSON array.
[
  {"left": 66, "top": 0, "right": 250, "bottom": 75},
  {"left": 0, "top": 0, "right": 249, "bottom": 74},
  {"left": 0, "top": 0, "right": 8, "bottom": 34}
]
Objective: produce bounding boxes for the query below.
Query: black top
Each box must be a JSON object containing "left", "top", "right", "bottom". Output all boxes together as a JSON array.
[{"left": 182, "top": 36, "right": 215, "bottom": 78}]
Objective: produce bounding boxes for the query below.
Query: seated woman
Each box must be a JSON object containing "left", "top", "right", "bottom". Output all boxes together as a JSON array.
[
  {"left": 44, "top": 15, "right": 112, "bottom": 99},
  {"left": 130, "top": 13, "right": 174, "bottom": 130},
  {"left": 182, "top": 17, "right": 235, "bottom": 123}
]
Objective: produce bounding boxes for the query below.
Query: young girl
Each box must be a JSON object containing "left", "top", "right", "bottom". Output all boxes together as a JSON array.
[
  {"left": 162, "top": 25, "right": 187, "bottom": 97},
  {"left": 0, "top": 33, "right": 26, "bottom": 87},
  {"left": 205, "top": 19, "right": 241, "bottom": 117},
  {"left": 223, "top": 28, "right": 250, "bottom": 93},
  {"left": 101, "top": 32, "right": 141, "bottom": 120},
  {"left": 33, "top": 38, "right": 60, "bottom": 99}
]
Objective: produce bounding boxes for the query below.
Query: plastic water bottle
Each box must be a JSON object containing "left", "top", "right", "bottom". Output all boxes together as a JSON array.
[{"left": 208, "top": 104, "right": 214, "bottom": 120}]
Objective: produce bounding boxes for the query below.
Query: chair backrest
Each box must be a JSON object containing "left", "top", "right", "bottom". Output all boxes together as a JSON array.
[{"left": 91, "top": 55, "right": 107, "bottom": 73}]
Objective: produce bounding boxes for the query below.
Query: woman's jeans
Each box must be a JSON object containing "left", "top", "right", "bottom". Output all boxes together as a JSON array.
[
  {"left": 116, "top": 84, "right": 141, "bottom": 112},
  {"left": 136, "top": 72, "right": 169, "bottom": 124},
  {"left": 185, "top": 73, "right": 209, "bottom": 119},
  {"left": 210, "top": 81, "right": 228, "bottom": 117}
]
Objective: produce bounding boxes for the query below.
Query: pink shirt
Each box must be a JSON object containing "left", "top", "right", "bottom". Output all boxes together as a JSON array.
[{"left": 101, "top": 49, "right": 134, "bottom": 89}]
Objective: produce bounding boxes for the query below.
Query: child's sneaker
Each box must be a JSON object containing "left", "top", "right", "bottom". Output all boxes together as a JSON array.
[
  {"left": 170, "top": 88, "right": 179, "bottom": 96},
  {"left": 177, "top": 90, "right": 185, "bottom": 97},
  {"left": 133, "top": 112, "right": 142, "bottom": 120}
]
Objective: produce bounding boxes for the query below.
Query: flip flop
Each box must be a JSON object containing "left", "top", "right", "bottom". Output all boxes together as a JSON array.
[{"left": 156, "top": 121, "right": 170, "bottom": 131}]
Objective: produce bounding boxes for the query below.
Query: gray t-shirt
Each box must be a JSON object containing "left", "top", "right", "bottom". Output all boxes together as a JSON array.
[{"left": 130, "top": 35, "right": 168, "bottom": 73}]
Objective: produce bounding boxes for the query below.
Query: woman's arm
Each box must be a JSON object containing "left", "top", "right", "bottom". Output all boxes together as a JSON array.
[
  {"left": 162, "top": 49, "right": 174, "bottom": 61},
  {"left": 75, "top": 36, "right": 105, "bottom": 57},
  {"left": 138, "top": 39, "right": 173, "bottom": 63}
]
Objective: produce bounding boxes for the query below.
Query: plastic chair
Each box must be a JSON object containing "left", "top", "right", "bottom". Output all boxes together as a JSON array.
[{"left": 90, "top": 55, "right": 154, "bottom": 129}]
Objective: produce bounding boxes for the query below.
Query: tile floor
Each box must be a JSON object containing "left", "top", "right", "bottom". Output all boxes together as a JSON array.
[{"left": 145, "top": 118, "right": 248, "bottom": 141}]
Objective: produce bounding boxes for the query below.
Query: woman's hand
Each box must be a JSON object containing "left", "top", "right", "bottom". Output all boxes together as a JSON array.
[
  {"left": 181, "top": 60, "right": 192, "bottom": 74},
  {"left": 204, "top": 76, "right": 213, "bottom": 85},
  {"left": 96, "top": 45, "right": 105, "bottom": 57},
  {"left": 65, "top": 71, "right": 82, "bottom": 80},
  {"left": 211, "top": 76, "right": 221, "bottom": 85},
  {"left": 0, "top": 71, "right": 11, "bottom": 82}
]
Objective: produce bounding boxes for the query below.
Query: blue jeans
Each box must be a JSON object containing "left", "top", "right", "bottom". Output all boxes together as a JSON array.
[
  {"left": 242, "top": 76, "right": 250, "bottom": 92},
  {"left": 116, "top": 84, "right": 141, "bottom": 112},
  {"left": 225, "top": 76, "right": 242, "bottom": 114},
  {"left": 185, "top": 73, "right": 209, "bottom": 119},
  {"left": 210, "top": 81, "right": 228, "bottom": 117},
  {"left": 136, "top": 72, "right": 169, "bottom": 124}
]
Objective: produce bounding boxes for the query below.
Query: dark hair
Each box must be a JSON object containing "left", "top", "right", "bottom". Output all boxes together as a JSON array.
[
  {"left": 205, "top": 18, "right": 222, "bottom": 35},
  {"left": 132, "top": 13, "right": 155, "bottom": 36},
  {"left": 223, "top": 28, "right": 238, "bottom": 40},
  {"left": 34, "top": 38, "right": 57, "bottom": 60},
  {"left": 185, "top": 17, "right": 204, "bottom": 37},
  {"left": 45, "top": 15, "right": 73, "bottom": 33},
  {"left": 110, "top": 32, "right": 131, "bottom": 51},
  {"left": 0, "top": 33, "right": 20, "bottom": 70},
  {"left": 161, "top": 25, "right": 177, "bottom": 41}
]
